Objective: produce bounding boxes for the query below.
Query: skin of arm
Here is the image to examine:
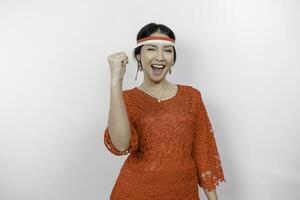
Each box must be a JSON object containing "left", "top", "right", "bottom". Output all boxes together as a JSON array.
[
  {"left": 107, "top": 79, "right": 132, "bottom": 152},
  {"left": 203, "top": 189, "right": 218, "bottom": 200}
]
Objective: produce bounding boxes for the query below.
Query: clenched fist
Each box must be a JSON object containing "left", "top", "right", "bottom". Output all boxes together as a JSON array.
[{"left": 107, "top": 52, "right": 129, "bottom": 83}]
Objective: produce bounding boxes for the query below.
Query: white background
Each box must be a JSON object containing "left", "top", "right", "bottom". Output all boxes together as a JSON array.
[{"left": 0, "top": 0, "right": 299, "bottom": 199}]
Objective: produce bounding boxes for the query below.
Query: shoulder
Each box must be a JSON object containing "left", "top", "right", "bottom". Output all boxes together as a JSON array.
[
  {"left": 122, "top": 87, "right": 137, "bottom": 97},
  {"left": 122, "top": 87, "right": 135, "bottom": 95},
  {"left": 121, "top": 87, "right": 137, "bottom": 104},
  {"left": 179, "top": 84, "right": 202, "bottom": 100}
]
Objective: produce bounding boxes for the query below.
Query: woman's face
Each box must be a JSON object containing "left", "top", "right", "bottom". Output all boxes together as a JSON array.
[{"left": 137, "top": 32, "right": 175, "bottom": 82}]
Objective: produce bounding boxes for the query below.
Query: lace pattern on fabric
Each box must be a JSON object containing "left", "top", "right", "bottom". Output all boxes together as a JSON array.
[
  {"left": 191, "top": 87, "right": 226, "bottom": 192},
  {"left": 102, "top": 85, "right": 226, "bottom": 199}
]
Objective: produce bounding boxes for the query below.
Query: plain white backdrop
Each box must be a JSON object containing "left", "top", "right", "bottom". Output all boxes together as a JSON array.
[{"left": 0, "top": 0, "right": 299, "bottom": 199}]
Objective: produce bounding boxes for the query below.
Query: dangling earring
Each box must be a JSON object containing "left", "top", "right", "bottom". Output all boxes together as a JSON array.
[
  {"left": 135, "top": 61, "right": 143, "bottom": 81},
  {"left": 139, "top": 62, "right": 143, "bottom": 71},
  {"left": 169, "top": 67, "right": 172, "bottom": 74}
]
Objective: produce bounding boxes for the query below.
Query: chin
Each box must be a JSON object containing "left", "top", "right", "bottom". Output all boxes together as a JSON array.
[{"left": 151, "top": 73, "right": 168, "bottom": 82}]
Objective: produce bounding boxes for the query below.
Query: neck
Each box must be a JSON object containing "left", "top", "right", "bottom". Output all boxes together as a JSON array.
[{"left": 141, "top": 80, "right": 169, "bottom": 91}]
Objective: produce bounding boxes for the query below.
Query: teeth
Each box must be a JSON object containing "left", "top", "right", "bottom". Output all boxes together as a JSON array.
[{"left": 152, "top": 64, "right": 165, "bottom": 69}]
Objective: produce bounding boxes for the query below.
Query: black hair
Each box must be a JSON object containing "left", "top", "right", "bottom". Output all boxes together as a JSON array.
[{"left": 132, "top": 23, "right": 177, "bottom": 65}]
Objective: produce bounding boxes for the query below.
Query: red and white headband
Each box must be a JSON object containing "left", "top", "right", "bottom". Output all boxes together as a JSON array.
[{"left": 135, "top": 36, "right": 175, "bottom": 48}]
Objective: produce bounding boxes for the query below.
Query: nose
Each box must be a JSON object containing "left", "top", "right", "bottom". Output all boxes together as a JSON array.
[{"left": 155, "top": 49, "right": 166, "bottom": 61}]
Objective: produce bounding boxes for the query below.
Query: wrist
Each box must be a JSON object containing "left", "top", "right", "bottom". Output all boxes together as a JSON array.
[{"left": 110, "top": 78, "right": 123, "bottom": 86}]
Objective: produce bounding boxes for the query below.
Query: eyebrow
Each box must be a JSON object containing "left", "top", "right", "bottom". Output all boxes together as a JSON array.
[{"left": 146, "top": 44, "right": 173, "bottom": 48}]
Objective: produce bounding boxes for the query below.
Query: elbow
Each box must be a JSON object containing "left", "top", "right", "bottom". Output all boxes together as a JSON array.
[
  {"left": 108, "top": 127, "right": 131, "bottom": 151},
  {"left": 203, "top": 189, "right": 218, "bottom": 200},
  {"left": 104, "top": 124, "right": 138, "bottom": 156},
  {"left": 113, "top": 142, "right": 130, "bottom": 152}
]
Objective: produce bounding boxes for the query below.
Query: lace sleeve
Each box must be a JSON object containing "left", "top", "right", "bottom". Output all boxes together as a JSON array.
[
  {"left": 191, "top": 88, "right": 226, "bottom": 191},
  {"left": 103, "top": 92, "right": 139, "bottom": 156}
]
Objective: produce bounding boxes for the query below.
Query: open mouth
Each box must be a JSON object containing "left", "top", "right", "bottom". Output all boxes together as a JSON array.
[{"left": 151, "top": 64, "right": 165, "bottom": 75}]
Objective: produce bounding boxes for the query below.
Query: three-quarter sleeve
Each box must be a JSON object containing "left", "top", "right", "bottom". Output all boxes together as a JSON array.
[
  {"left": 191, "top": 88, "right": 226, "bottom": 192},
  {"left": 103, "top": 92, "right": 139, "bottom": 156}
]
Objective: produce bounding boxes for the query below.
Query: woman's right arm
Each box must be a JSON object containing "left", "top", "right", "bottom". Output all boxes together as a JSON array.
[{"left": 105, "top": 52, "right": 132, "bottom": 152}]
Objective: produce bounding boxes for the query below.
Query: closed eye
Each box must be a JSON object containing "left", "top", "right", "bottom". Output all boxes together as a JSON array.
[{"left": 147, "top": 48, "right": 172, "bottom": 52}]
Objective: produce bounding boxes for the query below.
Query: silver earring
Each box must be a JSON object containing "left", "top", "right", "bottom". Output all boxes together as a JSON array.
[{"left": 138, "top": 62, "right": 143, "bottom": 71}]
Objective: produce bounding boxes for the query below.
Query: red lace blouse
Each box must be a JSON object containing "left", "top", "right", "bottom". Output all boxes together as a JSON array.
[{"left": 103, "top": 84, "right": 226, "bottom": 200}]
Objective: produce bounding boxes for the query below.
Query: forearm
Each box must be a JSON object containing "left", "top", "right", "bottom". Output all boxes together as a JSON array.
[
  {"left": 203, "top": 189, "right": 218, "bottom": 200},
  {"left": 107, "top": 80, "right": 131, "bottom": 151}
]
